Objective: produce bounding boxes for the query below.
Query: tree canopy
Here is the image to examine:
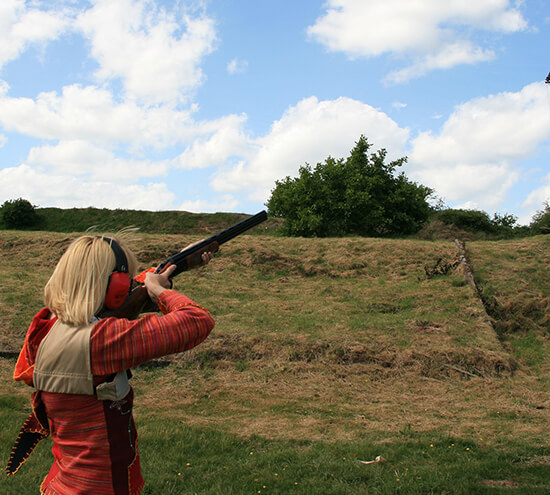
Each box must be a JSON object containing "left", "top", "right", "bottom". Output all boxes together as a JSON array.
[
  {"left": 266, "top": 136, "right": 433, "bottom": 237},
  {"left": 530, "top": 201, "right": 550, "bottom": 234},
  {"left": 1, "top": 198, "right": 40, "bottom": 229}
]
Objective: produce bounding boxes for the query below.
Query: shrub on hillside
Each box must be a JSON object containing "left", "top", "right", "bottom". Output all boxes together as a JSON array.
[
  {"left": 1, "top": 198, "right": 41, "bottom": 229},
  {"left": 530, "top": 202, "right": 550, "bottom": 234},
  {"left": 267, "top": 136, "right": 433, "bottom": 237},
  {"left": 434, "top": 209, "right": 496, "bottom": 234},
  {"left": 431, "top": 208, "right": 533, "bottom": 239}
]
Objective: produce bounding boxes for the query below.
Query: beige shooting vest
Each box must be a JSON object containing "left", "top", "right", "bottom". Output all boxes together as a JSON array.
[{"left": 33, "top": 320, "right": 130, "bottom": 401}]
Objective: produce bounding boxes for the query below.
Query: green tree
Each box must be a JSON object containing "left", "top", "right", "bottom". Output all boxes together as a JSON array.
[
  {"left": 433, "top": 209, "right": 525, "bottom": 238},
  {"left": 434, "top": 209, "right": 496, "bottom": 234},
  {"left": 530, "top": 201, "right": 550, "bottom": 234},
  {"left": 492, "top": 212, "right": 518, "bottom": 230},
  {"left": 267, "top": 136, "right": 433, "bottom": 237},
  {"left": 1, "top": 198, "right": 40, "bottom": 229}
]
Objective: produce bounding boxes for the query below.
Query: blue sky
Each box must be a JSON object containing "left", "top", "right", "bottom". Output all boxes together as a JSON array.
[{"left": 0, "top": 0, "right": 549, "bottom": 224}]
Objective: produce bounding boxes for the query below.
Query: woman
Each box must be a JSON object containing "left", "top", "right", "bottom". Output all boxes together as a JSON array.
[{"left": 8, "top": 235, "right": 214, "bottom": 494}]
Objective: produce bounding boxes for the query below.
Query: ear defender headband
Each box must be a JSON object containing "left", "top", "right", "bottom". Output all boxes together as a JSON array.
[{"left": 101, "top": 237, "right": 131, "bottom": 310}]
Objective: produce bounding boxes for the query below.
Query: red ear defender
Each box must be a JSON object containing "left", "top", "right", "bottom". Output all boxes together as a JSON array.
[
  {"left": 104, "top": 271, "right": 131, "bottom": 309},
  {"left": 101, "top": 237, "right": 131, "bottom": 310}
]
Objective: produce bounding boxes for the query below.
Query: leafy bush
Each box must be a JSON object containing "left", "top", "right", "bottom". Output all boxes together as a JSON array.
[
  {"left": 1, "top": 198, "right": 41, "bottom": 229},
  {"left": 432, "top": 208, "right": 550, "bottom": 239},
  {"left": 434, "top": 209, "right": 496, "bottom": 234},
  {"left": 432, "top": 208, "right": 537, "bottom": 238},
  {"left": 491, "top": 212, "right": 518, "bottom": 230},
  {"left": 266, "top": 136, "right": 433, "bottom": 237},
  {"left": 530, "top": 202, "right": 550, "bottom": 234}
]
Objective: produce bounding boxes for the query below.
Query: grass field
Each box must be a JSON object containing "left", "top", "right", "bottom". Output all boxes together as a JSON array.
[{"left": 0, "top": 230, "right": 548, "bottom": 494}]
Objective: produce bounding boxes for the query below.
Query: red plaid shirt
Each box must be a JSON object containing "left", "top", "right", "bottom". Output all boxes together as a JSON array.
[{"left": 16, "top": 290, "right": 214, "bottom": 495}]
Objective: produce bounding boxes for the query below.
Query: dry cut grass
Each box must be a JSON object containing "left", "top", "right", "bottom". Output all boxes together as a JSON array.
[{"left": 0, "top": 230, "right": 548, "bottom": 452}]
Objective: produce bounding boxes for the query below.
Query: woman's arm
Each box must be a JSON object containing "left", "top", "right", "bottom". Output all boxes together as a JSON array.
[{"left": 90, "top": 290, "right": 214, "bottom": 375}]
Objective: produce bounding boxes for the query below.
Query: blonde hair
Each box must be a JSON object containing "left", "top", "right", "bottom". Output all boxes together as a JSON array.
[{"left": 44, "top": 235, "right": 138, "bottom": 325}]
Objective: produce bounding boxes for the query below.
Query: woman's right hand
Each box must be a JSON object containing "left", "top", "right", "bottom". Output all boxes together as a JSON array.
[{"left": 144, "top": 264, "right": 178, "bottom": 302}]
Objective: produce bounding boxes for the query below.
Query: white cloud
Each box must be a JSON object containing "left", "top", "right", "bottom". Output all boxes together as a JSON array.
[
  {"left": 308, "top": 0, "right": 527, "bottom": 82},
  {"left": 411, "top": 83, "right": 550, "bottom": 166},
  {"left": 392, "top": 101, "right": 407, "bottom": 109},
  {"left": 227, "top": 58, "right": 248, "bottom": 75},
  {"left": 26, "top": 140, "right": 169, "bottom": 180},
  {"left": 76, "top": 0, "right": 217, "bottom": 105},
  {"left": 0, "top": 164, "right": 175, "bottom": 210},
  {"left": 174, "top": 115, "right": 249, "bottom": 169},
  {"left": 414, "top": 163, "right": 520, "bottom": 209},
  {"left": 385, "top": 41, "right": 494, "bottom": 85},
  {"left": 523, "top": 173, "right": 550, "bottom": 213},
  {"left": 409, "top": 82, "right": 550, "bottom": 211},
  {"left": 0, "top": 0, "right": 70, "bottom": 70},
  {"left": 212, "top": 96, "right": 410, "bottom": 202},
  {"left": 0, "top": 83, "right": 235, "bottom": 149}
]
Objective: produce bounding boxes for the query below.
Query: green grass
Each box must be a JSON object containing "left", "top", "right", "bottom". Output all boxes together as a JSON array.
[
  {"left": 509, "top": 332, "right": 546, "bottom": 369},
  {"left": 8, "top": 207, "right": 281, "bottom": 235},
  {"left": 2, "top": 397, "right": 549, "bottom": 494},
  {"left": 1, "top": 230, "right": 549, "bottom": 493}
]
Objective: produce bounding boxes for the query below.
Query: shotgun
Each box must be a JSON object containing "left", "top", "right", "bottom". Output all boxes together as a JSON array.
[{"left": 99, "top": 210, "right": 268, "bottom": 319}]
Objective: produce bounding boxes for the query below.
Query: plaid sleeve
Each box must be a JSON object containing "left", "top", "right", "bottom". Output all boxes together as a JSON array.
[{"left": 90, "top": 290, "right": 214, "bottom": 375}]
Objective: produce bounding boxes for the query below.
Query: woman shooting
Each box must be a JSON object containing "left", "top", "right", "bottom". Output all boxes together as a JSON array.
[{"left": 8, "top": 235, "right": 214, "bottom": 495}]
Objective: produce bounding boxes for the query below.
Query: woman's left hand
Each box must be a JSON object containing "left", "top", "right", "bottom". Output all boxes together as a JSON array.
[{"left": 200, "top": 251, "right": 212, "bottom": 266}]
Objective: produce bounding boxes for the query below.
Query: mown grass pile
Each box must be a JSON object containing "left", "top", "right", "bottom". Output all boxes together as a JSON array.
[{"left": 0, "top": 230, "right": 548, "bottom": 494}]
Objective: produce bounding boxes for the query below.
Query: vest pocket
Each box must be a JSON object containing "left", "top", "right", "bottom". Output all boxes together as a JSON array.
[{"left": 96, "top": 370, "right": 131, "bottom": 401}]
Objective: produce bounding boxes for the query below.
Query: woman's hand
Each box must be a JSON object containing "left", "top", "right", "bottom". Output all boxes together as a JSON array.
[
  {"left": 180, "top": 242, "right": 213, "bottom": 268},
  {"left": 144, "top": 251, "right": 212, "bottom": 301},
  {"left": 144, "top": 264, "right": 177, "bottom": 302},
  {"left": 198, "top": 250, "right": 213, "bottom": 266}
]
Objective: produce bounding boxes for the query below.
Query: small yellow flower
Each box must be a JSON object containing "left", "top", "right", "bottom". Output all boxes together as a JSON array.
[
  {"left": 177, "top": 473, "right": 181, "bottom": 476},
  {"left": 466, "top": 447, "right": 470, "bottom": 451},
  {"left": 186, "top": 463, "right": 191, "bottom": 466},
  {"left": 430, "top": 444, "right": 434, "bottom": 448}
]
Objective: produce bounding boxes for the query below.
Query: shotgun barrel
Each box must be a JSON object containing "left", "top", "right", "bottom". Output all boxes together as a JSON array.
[
  {"left": 98, "top": 210, "right": 268, "bottom": 319},
  {"left": 155, "top": 210, "right": 268, "bottom": 277}
]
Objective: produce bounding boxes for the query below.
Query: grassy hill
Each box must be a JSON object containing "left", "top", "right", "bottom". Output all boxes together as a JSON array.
[
  {"left": 0, "top": 229, "right": 548, "bottom": 493},
  {"left": 18, "top": 206, "right": 281, "bottom": 235}
]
